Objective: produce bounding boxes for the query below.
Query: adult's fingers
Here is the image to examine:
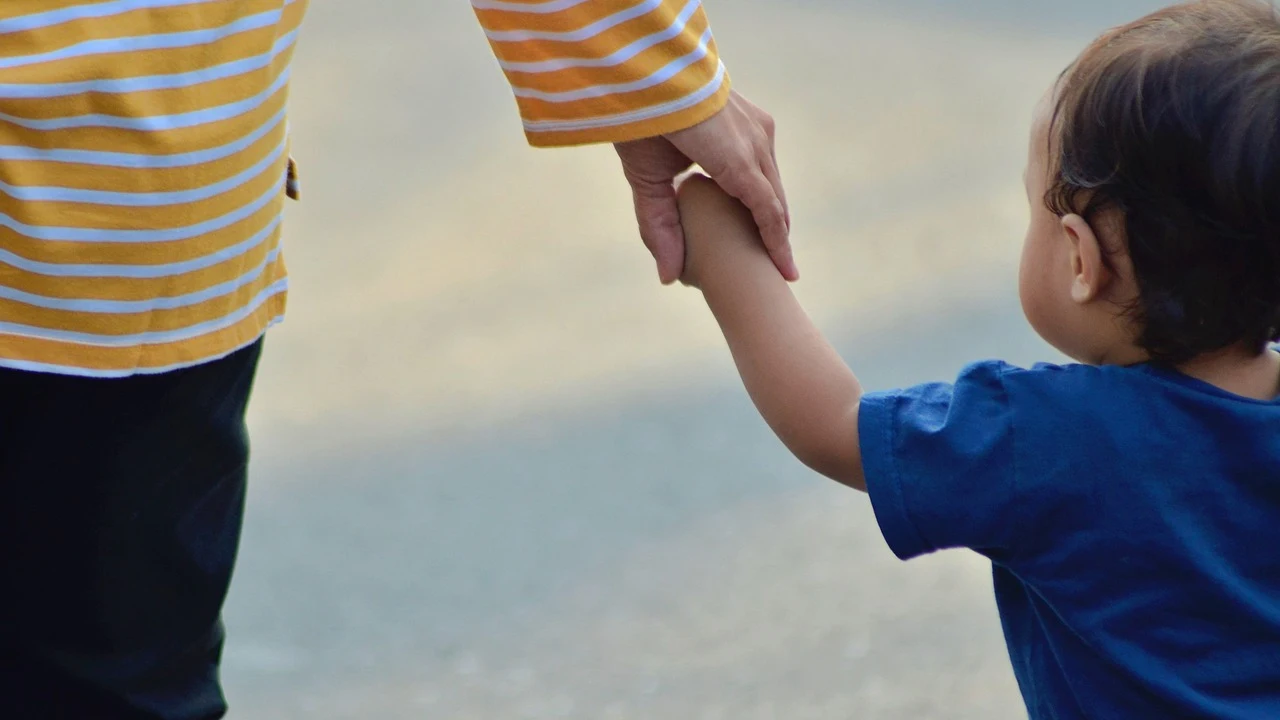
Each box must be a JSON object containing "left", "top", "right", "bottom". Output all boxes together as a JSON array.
[
  {"left": 661, "top": 90, "right": 795, "bottom": 280},
  {"left": 717, "top": 160, "right": 797, "bottom": 281},
  {"left": 757, "top": 150, "right": 796, "bottom": 279},
  {"left": 735, "top": 95, "right": 791, "bottom": 236},
  {"left": 758, "top": 111, "right": 791, "bottom": 234},
  {"left": 630, "top": 177, "right": 685, "bottom": 285},
  {"left": 760, "top": 154, "right": 791, "bottom": 238}
]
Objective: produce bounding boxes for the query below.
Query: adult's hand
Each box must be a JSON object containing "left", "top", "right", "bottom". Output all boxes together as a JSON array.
[{"left": 615, "top": 90, "right": 795, "bottom": 285}]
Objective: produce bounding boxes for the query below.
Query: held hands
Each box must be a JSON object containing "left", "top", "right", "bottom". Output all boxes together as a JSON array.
[
  {"left": 675, "top": 173, "right": 772, "bottom": 290},
  {"left": 615, "top": 90, "right": 795, "bottom": 285}
]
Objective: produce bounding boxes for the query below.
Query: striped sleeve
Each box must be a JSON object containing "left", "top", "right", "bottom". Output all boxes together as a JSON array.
[{"left": 471, "top": 0, "right": 731, "bottom": 147}]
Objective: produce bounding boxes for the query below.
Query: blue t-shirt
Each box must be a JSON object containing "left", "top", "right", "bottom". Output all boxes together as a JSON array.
[{"left": 859, "top": 360, "right": 1280, "bottom": 719}]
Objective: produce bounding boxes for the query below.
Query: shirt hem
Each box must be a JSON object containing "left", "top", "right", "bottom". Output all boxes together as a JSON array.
[
  {"left": 0, "top": 319, "right": 281, "bottom": 379},
  {"left": 860, "top": 391, "right": 931, "bottom": 560},
  {"left": 523, "top": 74, "right": 731, "bottom": 147}
]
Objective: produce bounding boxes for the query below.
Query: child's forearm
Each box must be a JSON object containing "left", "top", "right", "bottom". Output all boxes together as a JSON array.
[{"left": 679, "top": 178, "right": 866, "bottom": 490}]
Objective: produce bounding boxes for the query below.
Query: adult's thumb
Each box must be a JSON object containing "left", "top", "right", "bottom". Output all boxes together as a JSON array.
[{"left": 631, "top": 182, "right": 686, "bottom": 285}]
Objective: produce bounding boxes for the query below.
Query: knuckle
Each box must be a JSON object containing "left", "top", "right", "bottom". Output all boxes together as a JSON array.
[
  {"left": 724, "top": 146, "right": 757, "bottom": 175},
  {"left": 761, "top": 204, "right": 788, "bottom": 236},
  {"left": 759, "top": 111, "right": 777, "bottom": 137},
  {"left": 730, "top": 175, "right": 768, "bottom": 207},
  {"left": 714, "top": 165, "right": 751, "bottom": 196},
  {"left": 763, "top": 222, "right": 788, "bottom": 247}
]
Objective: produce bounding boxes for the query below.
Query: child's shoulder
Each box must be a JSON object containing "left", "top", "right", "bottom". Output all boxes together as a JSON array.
[
  {"left": 950, "top": 358, "right": 1179, "bottom": 419},
  {"left": 962, "top": 357, "right": 1175, "bottom": 384},
  {"left": 953, "top": 357, "right": 1129, "bottom": 392},
  {"left": 890, "top": 359, "right": 1128, "bottom": 412}
]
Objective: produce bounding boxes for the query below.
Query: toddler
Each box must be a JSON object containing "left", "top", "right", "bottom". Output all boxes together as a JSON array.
[{"left": 677, "top": 1, "right": 1280, "bottom": 716}]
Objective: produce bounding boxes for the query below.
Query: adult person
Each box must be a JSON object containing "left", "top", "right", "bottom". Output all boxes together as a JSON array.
[{"left": 0, "top": 1, "right": 791, "bottom": 718}]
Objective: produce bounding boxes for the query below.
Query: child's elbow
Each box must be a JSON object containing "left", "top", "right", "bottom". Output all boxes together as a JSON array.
[
  {"left": 773, "top": 404, "right": 865, "bottom": 486},
  {"left": 787, "top": 422, "right": 866, "bottom": 492},
  {"left": 797, "top": 447, "right": 866, "bottom": 492}
]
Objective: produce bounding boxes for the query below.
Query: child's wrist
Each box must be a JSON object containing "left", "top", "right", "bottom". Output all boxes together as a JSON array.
[
  {"left": 680, "top": 231, "right": 717, "bottom": 289},
  {"left": 692, "top": 239, "right": 772, "bottom": 297},
  {"left": 679, "top": 230, "right": 701, "bottom": 289},
  {"left": 676, "top": 174, "right": 761, "bottom": 289}
]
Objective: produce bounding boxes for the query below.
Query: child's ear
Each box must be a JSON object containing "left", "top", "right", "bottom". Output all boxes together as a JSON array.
[{"left": 1061, "top": 213, "right": 1111, "bottom": 304}]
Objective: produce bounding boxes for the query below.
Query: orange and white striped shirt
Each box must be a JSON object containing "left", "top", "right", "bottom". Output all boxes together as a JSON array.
[
  {"left": 0, "top": 0, "right": 728, "bottom": 377},
  {"left": 472, "top": 0, "right": 730, "bottom": 146}
]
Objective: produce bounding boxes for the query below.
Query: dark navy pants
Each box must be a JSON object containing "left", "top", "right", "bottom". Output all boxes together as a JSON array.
[{"left": 0, "top": 340, "right": 263, "bottom": 719}]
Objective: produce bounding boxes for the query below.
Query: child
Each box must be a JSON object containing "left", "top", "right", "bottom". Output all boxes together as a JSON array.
[{"left": 676, "top": 0, "right": 1280, "bottom": 716}]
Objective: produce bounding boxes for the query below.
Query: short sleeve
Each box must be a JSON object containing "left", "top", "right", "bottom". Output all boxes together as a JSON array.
[{"left": 859, "top": 361, "right": 1019, "bottom": 561}]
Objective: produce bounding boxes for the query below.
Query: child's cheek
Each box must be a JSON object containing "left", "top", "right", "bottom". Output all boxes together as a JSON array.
[{"left": 1018, "top": 232, "right": 1060, "bottom": 346}]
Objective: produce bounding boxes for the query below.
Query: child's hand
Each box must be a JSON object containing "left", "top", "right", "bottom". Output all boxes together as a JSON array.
[{"left": 676, "top": 173, "right": 771, "bottom": 289}]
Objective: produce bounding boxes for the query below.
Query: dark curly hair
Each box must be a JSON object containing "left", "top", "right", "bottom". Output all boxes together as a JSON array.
[{"left": 1046, "top": 0, "right": 1280, "bottom": 365}]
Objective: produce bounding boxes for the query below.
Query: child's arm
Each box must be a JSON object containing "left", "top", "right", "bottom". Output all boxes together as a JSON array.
[{"left": 678, "top": 175, "right": 866, "bottom": 491}]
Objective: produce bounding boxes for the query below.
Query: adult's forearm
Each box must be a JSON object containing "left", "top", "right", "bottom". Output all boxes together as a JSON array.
[{"left": 471, "top": 0, "right": 731, "bottom": 147}]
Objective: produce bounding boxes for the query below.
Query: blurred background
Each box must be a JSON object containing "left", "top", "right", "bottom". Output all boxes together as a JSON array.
[{"left": 222, "top": 1, "right": 1166, "bottom": 717}]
